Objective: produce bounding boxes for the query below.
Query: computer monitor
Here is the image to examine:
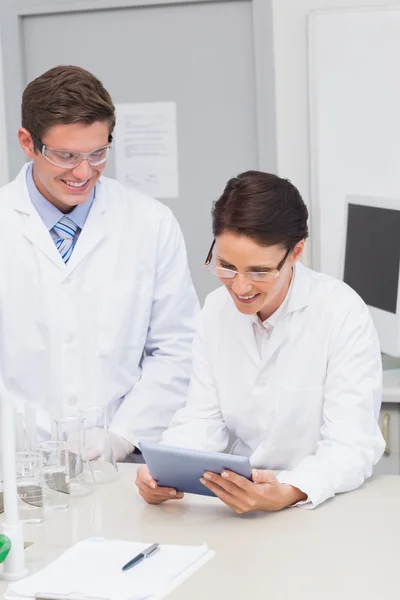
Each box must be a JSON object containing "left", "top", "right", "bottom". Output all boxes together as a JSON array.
[{"left": 343, "top": 195, "right": 400, "bottom": 357}]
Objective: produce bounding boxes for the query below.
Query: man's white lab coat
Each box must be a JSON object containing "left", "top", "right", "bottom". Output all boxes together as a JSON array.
[{"left": 0, "top": 164, "right": 199, "bottom": 445}]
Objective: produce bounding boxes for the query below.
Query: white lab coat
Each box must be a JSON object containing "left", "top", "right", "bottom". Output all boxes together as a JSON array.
[
  {"left": 0, "top": 164, "right": 199, "bottom": 445},
  {"left": 162, "top": 262, "right": 385, "bottom": 508}
]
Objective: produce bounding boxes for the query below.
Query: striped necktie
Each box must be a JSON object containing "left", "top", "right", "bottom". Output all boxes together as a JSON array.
[{"left": 53, "top": 215, "right": 78, "bottom": 263}]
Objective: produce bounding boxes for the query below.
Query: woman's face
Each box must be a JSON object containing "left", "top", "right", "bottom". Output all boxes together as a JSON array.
[{"left": 214, "top": 233, "right": 304, "bottom": 320}]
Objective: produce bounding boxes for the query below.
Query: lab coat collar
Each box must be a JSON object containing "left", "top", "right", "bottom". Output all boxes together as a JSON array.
[
  {"left": 286, "top": 261, "right": 311, "bottom": 314},
  {"left": 234, "top": 261, "right": 311, "bottom": 367},
  {"left": 11, "top": 163, "right": 111, "bottom": 276},
  {"left": 251, "top": 264, "right": 294, "bottom": 329},
  {"left": 11, "top": 163, "right": 33, "bottom": 214}
]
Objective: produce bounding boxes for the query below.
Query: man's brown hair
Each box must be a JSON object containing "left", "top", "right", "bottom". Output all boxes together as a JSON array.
[{"left": 21, "top": 65, "right": 115, "bottom": 141}]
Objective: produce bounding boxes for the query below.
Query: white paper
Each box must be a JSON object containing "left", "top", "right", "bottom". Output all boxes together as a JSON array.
[
  {"left": 114, "top": 102, "right": 179, "bottom": 199},
  {"left": 6, "top": 538, "right": 214, "bottom": 600}
]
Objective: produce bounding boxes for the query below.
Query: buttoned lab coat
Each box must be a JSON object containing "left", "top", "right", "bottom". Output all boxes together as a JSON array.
[
  {"left": 0, "top": 164, "right": 199, "bottom": 445},
  {"left": 162, "top": 263, "right": 385, "bottom": 507}
]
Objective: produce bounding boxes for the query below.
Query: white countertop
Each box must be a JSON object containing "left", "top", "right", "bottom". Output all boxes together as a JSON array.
[{"left": 1, "top": 464, "right": 399, "bottom": 600}]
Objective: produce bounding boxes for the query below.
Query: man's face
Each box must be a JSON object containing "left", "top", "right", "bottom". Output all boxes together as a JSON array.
[{"left": 18, "top": 121, "right": 110, "bottom": 213}]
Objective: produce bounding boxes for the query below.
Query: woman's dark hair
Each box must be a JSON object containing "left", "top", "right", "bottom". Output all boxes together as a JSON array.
[{"left": 212, "top": 170, "right": 309, "bottom": 249}]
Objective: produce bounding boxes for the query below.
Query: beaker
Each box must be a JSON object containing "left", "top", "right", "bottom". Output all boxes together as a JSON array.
[
  {"left": 38, "top": 440, "right": 70, "bottom": 511},
  {"left": 79, "top": 405, "right": 119, "bottom": 484},
  {"left": 54, "top": 416, "right": 94, "bottom": 496},
  {"left": 15, "top": 452, "right": 44, "bottom": 523}
]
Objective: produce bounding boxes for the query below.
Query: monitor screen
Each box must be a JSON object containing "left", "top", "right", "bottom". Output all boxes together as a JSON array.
[{"left": 344, "top": 203, "right": 400, "bottom": 314}]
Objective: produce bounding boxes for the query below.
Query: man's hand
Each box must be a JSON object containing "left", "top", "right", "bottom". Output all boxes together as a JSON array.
[
  {"left": 108, "top": 431, "right": 134, "bottom": 462},
  {"left": 200, "top": 469, "right": 307, "bottom": 513},
  {"left": 67, "top": 428, "right": 134, "bottom": 462},
  {"left": 135, "top": 465, "right": 184, "bottom": 505}
]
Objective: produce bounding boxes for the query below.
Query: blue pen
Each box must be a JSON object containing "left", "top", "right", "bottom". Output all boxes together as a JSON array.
[{"left": 121, "top": 543, "right": 160, "bottom": 572}]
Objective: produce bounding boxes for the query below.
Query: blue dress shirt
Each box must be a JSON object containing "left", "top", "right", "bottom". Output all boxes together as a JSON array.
[{"left": 26, "top": 163, "right": 95, "bottom": 250}]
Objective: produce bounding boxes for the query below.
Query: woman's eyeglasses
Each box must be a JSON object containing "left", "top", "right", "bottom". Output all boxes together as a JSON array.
[{"left": 204, "top": 240, "right": 292, "bottom": 283}]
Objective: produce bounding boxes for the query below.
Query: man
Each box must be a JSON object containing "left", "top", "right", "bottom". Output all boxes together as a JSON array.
[{"left": 0, "top": 65, "right": 199, "bottom": 461}]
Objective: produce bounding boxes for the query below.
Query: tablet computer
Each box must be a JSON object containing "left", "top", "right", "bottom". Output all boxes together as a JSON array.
[{"left": 139, "top": 442, "right": 252, "bottom": 497}]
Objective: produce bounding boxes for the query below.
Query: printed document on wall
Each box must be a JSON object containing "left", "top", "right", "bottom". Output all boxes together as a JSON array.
[{"left": 115, "top": 102, "right": 179, "bottom": 199}]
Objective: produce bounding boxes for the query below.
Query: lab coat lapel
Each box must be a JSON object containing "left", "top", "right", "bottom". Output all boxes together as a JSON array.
[
  {"left": 260, "top": 262, "right": 311, "bottom": 366},
  {"left": 235, "top": 311, "right": 260, "bottom": 368},
  {"left": 260, "top": 262, "right": 311, "bottom": 364},
  {"left": 261, "top": 316, "right": 288, "bottom": 365},
  {"left": 12, "top": 165, "right": 65, "bottom": 269},
  {"left": 23, "top": 211, "right": 66, "bottom": 269}
]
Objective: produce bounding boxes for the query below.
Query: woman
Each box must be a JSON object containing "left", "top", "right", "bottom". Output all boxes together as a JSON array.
[{"left": 136, "top": 171, "right": 384, "bottom": 512}]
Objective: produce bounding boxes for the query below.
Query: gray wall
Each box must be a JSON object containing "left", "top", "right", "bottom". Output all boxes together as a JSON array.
[{"left": 0, "top": 0, "right": 277, "bottom": 303}]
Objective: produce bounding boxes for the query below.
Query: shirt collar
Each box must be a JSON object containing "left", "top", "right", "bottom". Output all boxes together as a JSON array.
[{"left": 26, "top": 162, "right": 95, "bottom": 231}]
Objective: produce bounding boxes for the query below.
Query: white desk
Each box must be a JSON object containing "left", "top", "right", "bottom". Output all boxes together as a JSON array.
[{"left": 1, "top": 464, "right": 399, "bottom": 600}]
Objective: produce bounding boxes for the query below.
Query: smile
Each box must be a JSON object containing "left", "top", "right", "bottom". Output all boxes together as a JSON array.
[
  {"left": 238, "top": 294, "right": 256, "bottom": 299},
  {"left": 61, "top": 178, "right": 91, "bottom": 190},
  {"left": 233, "top": 292, "right": 260, "bottom": 304}
]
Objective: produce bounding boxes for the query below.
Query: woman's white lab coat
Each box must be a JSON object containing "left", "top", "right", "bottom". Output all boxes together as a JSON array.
[
  {"left": 162, "top": 262, "right": 385, "bottom": 507},
  {"left": 0, "top": 164, "right": 199, "bottom": 444}
]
